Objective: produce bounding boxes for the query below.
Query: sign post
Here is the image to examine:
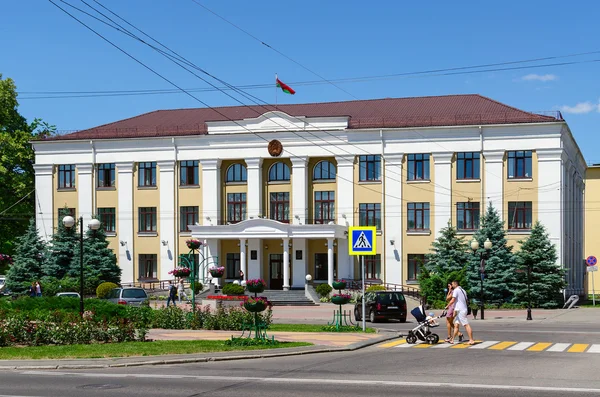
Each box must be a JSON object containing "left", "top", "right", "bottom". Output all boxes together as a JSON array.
[
  {"left": 586, "top": 256, "right": 597, "bottom": 306},
  {"left": 348, "top": 226, "right": 377, "bottom": 332}
]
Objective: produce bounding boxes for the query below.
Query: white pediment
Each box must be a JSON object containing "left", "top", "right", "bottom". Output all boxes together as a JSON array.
[{"left": 206, "top": 111, "right": 349, "bottom": 134}]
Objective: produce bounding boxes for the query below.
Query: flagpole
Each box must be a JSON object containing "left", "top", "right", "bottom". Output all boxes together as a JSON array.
[{"left": 275, "top": 73, "right": 278, "bottom": 108}]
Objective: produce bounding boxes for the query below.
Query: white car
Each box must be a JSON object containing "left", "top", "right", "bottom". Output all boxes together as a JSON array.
[
  {"left": 56, "top": 292, "right": 81, "bottom": 298},
  {"left": 0, "top": 276, "right": 6, "bottom": 292}
]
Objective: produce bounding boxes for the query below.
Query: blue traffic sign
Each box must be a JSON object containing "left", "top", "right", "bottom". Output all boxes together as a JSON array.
[
  {"left": 348, "top": 226, "right": 377, "bottom": 256},
  {"left": 587, "top": 256, "right": 597, "bottom": 266}
]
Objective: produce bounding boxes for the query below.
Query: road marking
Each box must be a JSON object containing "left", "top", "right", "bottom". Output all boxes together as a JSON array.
[
  {"left": 431, "top": 342, "right": 454, "bottom": 348},
  {"left": 397, "top": 341, "right": 417, "bottom": 348},
  {"left": 587, "top": 344, "right": 600, "bottom": 353},
  {"left": 567, "top": 343, "right": 589, "bottom": 353},
  {"left": 379, "top": 340, "right": 407, "bottom": 348},
  {"left": 507, "top": 342, "right": 535, "bottom": 351},
  {"left": 413, "top": 343, "right": 435, "bottom": 348},
  {"left": 527, "top": 342, "right": 552, "bottom": 352},
  {"left": 488, "top": 341, "right": 517, "bottom": 350},
  {"left": 547, "top": 343, "right": 571, "bottom": 352},
  {"left": 469, "top": 341, "right": 500, "bottom": 349},
  {"left": 450, "top": 342, "right": 473, "bottom": 349}
]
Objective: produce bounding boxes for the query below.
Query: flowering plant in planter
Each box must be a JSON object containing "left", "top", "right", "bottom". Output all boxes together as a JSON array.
[
  {"left": 169, "top": 267, "right": 191, "bottom": 278},
  {"left": 208, "top": 266, "right": 225, "bottom": 277},
  {"left": 0, "top": 253, "right": 13, "bottom": 267},
  {"left": 186, "top": 239, "right": 202, "bottom": 250},
  {"left": 331, "top": 293, "right": 352, "bottom": 305},
  {"left": 332, "top": 280, "right": 347, "bottom": 290},
  {"left": 241, "top": 296, "right": 272, "bottom": 312},
  {"left": 246, "top": 278, "right": 267, "bottom": 293}
]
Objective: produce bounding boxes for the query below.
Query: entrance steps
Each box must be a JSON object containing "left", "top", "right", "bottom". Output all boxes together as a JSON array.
[{"left": 259, "top": 289, "right": 317, "bottom": 306}]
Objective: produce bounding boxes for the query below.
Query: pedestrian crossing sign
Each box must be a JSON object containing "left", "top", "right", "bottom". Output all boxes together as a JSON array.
[{"left": 348, "top": 226, "right": 377, "bottom": 256}]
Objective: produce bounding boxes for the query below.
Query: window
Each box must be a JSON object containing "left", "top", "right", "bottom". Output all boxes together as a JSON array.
[
  {"left": 138, "top": 254, "right": 157, "bottom": 279},
  {"left": 97, "top": 208, "right": 116, "bottom": 232},
  {"left": 227, "top": 193, "right": 247, "bottom": 223},
  {"left": 313, "top": 160, "right": 336, "bottom": 181},
  {"left": 314, "top": 191, "right": 335, "bottom": 224},
  {"left": 407, "top": 154, "right": 430, "bottom": 181},
  {"left": 180, "top": 160, "right": 199, "bottom": 186},
  {"left": 179, "top": 206, "right": 198, "bottom": 232},
  {"left": 270, "top": 192, "right": 290, "bottom": 223},
  {"left": 138, "top": 207, "right": 157, "bottom": 233},
  {"left": 365, "top": 254, "right": 381, "bottom": 280},
  {"left": 138, "top": 162, "right": 156, "bottom": 187},
  {"left": 58, "top": 207, "right": 76, "bottom": 219},
  {"left": 507, "top": 151, "right": 532, "bottom": 179},
  {"left": 407, "top": 203, "right": 430, "bottom": 231},
  {"left": 226, "top": 163, "right": 247, "bottom": 183},
  {"left": 456, "top": 152, "right": 480, "bottom": 180},
  {"left": 456, "top": 202, "right": 480, "bottom": 230},
  {"left": 58, "top": 165, "right": 76, "bottom": 189},
  {"left": 268, "top": 162, "right": 290, "bottom": 182},
  {"left": 97, "top": 163, "right": 115, "bottom": 188},
  {"left": 359, "top": 155, "right": 381, "bottom": 181},
  {"left": 359, "top": 203, "right": 381, "bottom": 230},
  {"left": 508, "top": 201, "right": 533, "bottom": 230},
  {"left": 407, "top": 254, "right": 425, "bottom": 281},
  {"left": 314, "top": 253, "right": 337, "bottom": 281},
  {"left": 226, "top": 253, "right": 240, "bottom": 279}
]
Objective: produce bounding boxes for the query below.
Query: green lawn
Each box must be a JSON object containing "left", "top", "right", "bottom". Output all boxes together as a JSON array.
[
  {"left": 0, "top": 340, "right": 312, "bottom": 360},
  {"left": 269, "top": 323, "right": 376, "bottom": 333}
]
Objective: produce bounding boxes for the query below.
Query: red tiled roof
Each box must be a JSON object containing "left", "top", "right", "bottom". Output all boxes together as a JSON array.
[{"left": 45, "top": 94, "right": 562, "bottom": 141}]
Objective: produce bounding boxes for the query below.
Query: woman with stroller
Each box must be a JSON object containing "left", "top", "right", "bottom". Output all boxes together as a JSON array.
[{"left": 445, "top": 283, "right": 463, "bottom": 343}]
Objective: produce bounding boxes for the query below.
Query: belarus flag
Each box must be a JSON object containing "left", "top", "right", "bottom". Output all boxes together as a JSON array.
[{"left": 276, "top": 77, "right": 295, "bottom": 95}]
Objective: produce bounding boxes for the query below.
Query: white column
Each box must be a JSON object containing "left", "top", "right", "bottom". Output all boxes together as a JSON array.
[
  {"left": 116, "top": 162, "right": 135, "bottom": 284},
  {"left": 33, "top": 164, "right": 54, "bottom": 241},
  {"left": 292, "top": 238, "right": 307, "bottom": 288},
  {"left": 337, "top": 238, "right": 350, "bottom": 279},
  {"left": 200, "top": 159, "right": 221, "bottom": 225},
  {"left": 205, "top": 238, "right": 220, "bottom": 284},
  {"left": 240, "top": 238, "right": 247, "bottom": 281},
  {"left": 335, "top": 156, "right": 355, "bottom": 227},
  {"left": 76, "top": 163, "right": 94, "bottom": 227},
  {"left": 327, "top": 237, "right": 334, "bottom": 286},
  {"left": 384, "top": 154, "right": 403, "bottom": 284},
  {"left": 291, "top": 157, "right": 308, "bottom": 225},
  {"left": 247, "top": 238, "right": 262, "bottom": 279},
  {"left": 432, "top": 152, "right": 453, "bottom": 239},
  {"left": 282, "top": 237, "right": 290, "bottom": 290},
  {"left": 483, "top": 151, "right": 505, "bottom": 220},
  {"left": 158, "top": 161, "right": 175, "bottom": 280},
  {"left": 245, "top": 158, "right": 263, "bottom": 219}
]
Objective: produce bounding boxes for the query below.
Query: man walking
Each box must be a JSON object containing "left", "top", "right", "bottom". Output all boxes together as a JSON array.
[
  {"left": 177, "top": 279, "right": 188, "bottom": 304},
  {"left": 166, "top": 281, "right": 177, "bottom": 307},
  {"left": 445, "top": 280, "right": 475, "bottom": 345}
]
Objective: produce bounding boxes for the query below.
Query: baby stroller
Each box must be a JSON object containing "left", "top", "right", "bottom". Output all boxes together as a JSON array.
[{"left": 405, "top": 305, "right": 445, "bottom": 345}]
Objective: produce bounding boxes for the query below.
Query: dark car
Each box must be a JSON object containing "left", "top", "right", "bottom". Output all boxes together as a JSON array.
[
  {"left": 354, "top": 291, "right": 407, "bottom": 323},
  {"left": 105, "top": 287, "right": 148, "bottom": 306}
]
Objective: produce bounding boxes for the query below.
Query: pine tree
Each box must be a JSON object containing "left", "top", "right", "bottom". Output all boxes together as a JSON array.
[
  {"left": 43, "top": 207, "right": 78, "bottom": 279},
  {"left": 5, "top": 218, "right": 46, "bottom": 293},
  {"left": 70, "top": 221, "right": 121, "bottom": 285},
  {"left": 467, "top": 203, "right": 519, "bottom": 303},
  {"left": 514, "top": 221, "right": 565, "bottom": 308}
]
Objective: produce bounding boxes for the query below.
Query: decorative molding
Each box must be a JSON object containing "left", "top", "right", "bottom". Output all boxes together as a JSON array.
[
  {"left": 33, "top": 164, "right": 54, "bottom": 175},
  {"left": 536, "top": 148, "right": 565, "bottom": 162},
  {"left": 432, "top": 151, "right": 454, "bottom": 164},
  {"left": 384, "top": 153, "right": 404, "bottom": 166},
  {"left": 483, "top": 150, "right": 505, "bottom": 163},
  {"left": 116, "top": 162, "right": 134, "bottom": 173},
  {"left": 199, "top": 159, "right": 222, "bottom": 170},
  {"left": 335, "top": 155, "right": 355, "bottom": 167},
  {"left": 76, "top": 163, "right": 94, "bottom": 174},
  {"left": 290, "top": 156, "right": 308, "bottom": 168},
  {"left": 157, "top": 160, "right": 175, "bottom": 172},
  {"left": 245, "top": 158, "right": 263, "bottom": 169}
]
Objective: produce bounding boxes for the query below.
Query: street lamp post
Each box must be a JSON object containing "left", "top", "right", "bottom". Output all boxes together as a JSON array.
[
  {"left": 63, "top": 216, "right": 101, "bottom": 316},
  {"left": 471, "top": 238, "right": 492, "bottom": 320},
  {"left": 526, "top": 264, "right": 533, "bottom": 321}
]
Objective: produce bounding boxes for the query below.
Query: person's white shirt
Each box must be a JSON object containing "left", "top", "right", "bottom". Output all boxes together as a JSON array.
[{"left": 452, "top": 286, "right": 468, "bottom": 313}]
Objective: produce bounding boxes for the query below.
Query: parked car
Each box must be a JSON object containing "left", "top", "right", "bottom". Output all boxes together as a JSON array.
[
  {"left": 105, "top": 287, "right": 148, "bottom": 306},
  {"left": 0, "top": 276, "right": 6, "bottom": 293},
  {"left": 354, "top": 290, "right": 407, "bottom": 323},
  {"left": 56, "top": 292, "right": 81, "bottom": 298}
]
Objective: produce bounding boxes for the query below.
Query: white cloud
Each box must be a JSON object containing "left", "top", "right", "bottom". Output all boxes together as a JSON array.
[
  {"left": 559, "top": 101, "right": 600, "bottom": 114},
  {"left": 521, "top": 73, "right": 558, "bottom": 82}
]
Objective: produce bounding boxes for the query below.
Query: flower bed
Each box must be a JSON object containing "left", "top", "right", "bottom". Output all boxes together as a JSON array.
[
  {"left": 246, "top": 278, "right": 267, "bottom": 293},
  {"left": 186, "top": 239, "right": 202, "bottom": 250},
  {"left": 206, "top": 295, "right": 247, "bottom": 301}
]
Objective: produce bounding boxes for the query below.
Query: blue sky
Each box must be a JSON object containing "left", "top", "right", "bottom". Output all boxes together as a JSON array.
[{"left": 3, "top": 1, "right": 600, "bottom": 161}]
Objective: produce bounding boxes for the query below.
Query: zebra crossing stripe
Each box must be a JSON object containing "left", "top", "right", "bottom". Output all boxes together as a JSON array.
[
  {"left": 397, "top": 341, "right": 417, "bottom": 348},
  {"left": 507, "top": 342, "right": 536, "bottom": 351},
  {"left": 527, "top": 342, "right": 552, "bottom": 352},
  {"left": 547, "top": 343, "right": 571, "bottom": 352},
  {"left": 587, "top": 344, "right": 600, "bottom": 353},
  {"left": 413, "top": 343, "right": 435, "bottom": 348},
  {"left": 469, "top": 341, "right": 500, "bottom": 349},
  {"left": 431, "top": 342, "right": 454, "bottom": 348},
  {"left": 379, "top": 340, "right": 407, "bottom": 348},
  {"left": 489, "top": 341, "right": 518, "bottom": 350},
  {"left": 567, "top": 344, "right": 589, "bottom": 353}
]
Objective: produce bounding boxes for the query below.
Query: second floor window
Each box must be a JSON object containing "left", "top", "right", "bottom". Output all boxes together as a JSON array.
[
  {"left": 456, "top": 202, "right": 480, "bottom": 230},
  {"left": 359, "top": 155, "right": 381, "bottom": 181},
  {"left": 180, "top": 160, "right": 199, "bottom": 186},
  {"left": 97, "top": 208, "right": 116, "bottom": 232},
  {"left": 313, "top": 160, "right": 336, "bottom": 181},
  {"left": 58, "top": 165, "right": 76, "bottom": 189},
  {"left": 359, "top": 203, "right": 381, "bottom": 230},
  {"left": 407, "top": 254, "right": 425, "bottom": 281},
  {"left": 180, "top": 206, "right": 199, "bottom": 232},
  {"left": 457, "top": 152, "right": 480, "bottom": 180},
  {"left": 270, "top": 192, "right": 290, "bottom": 223},
  {"left": 507, "top": 151, "right": 532, "bottom": 179},
  {"left": 138, "top": 162, "right": 156, "bottom": 187},
  {"left": 314, "top": 191, "right": 335, "bottom": 224},
  {"left": 407, "top": 202, "right": 430, "bottom": 231},
  {"left": 97, "top": 163, "right": 115, "bottom": 188},
  {"left": 407, "top": 154, "right": 430, "bottom": 181},
  {"left": 139, "top": 207, "right": 157, "bottom": 233},
  {"left": 508, "top": 201, "right": 532, "bottom": 230},
  {"left": 227, "top": 193, "right": 247, "bottom": 223},
  {"left": 268, "top": 162, "right": 290, "bottom": 182},
  {"left": 226, "top": 163, "right": 247, "bottom": 183}
]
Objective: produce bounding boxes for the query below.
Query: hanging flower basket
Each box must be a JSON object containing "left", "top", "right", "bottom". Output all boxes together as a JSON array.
[
  {"left": 246, "top": 279, "right": 267, "bottom": 293},
  {"left": 186, "top": 239, "right": 202, "bottom": 250},
  {"left": 169, "top": 267, "right": 191, "bottom": 278},
  {"left": 331, "top": 293, "right": 351, "bottom": 305},
  {"left": 209, "top": 266, "right": 225, "bottom": 278},
  {"left": 242, "top": 296, "right": 272, "bottom": 312},
  {"left": 332, "top": 280, "right": 346, "bottom": 290}
]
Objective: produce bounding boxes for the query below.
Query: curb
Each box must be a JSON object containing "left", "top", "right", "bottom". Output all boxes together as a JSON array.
[{"left": 0, "top": 333, "right": 400, "bottom": 370}]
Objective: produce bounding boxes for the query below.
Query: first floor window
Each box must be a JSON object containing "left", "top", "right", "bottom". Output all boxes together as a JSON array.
[
  {"left": 407, "top": 203, "right": 430, "bottom": 231},
  {"left": 508, "top": 201, "right": 532, "bottom": 230},
  {"left": 359, "top": 203, "right": 381, "bottom": 230},
  {"left": 97, "top": 208, "right": 116, "bottom": 232},
  {"left": 314, "top": 253, "right": 337, "bottom": 281},
  {"left": 314, "top": 191, "right": 335, "bottom": 224},
  {"left": 407, "top": 254, "right": 425, "bottom": 281},
  {"left": 365, "top": 254, "right": 381, "bottom": 280},
  {"left": 270, "top": 192, "right": 290, "bottom": 223},
  {"left": 227, "top": 193, "right": 247, "bottom": 223},
  {"left": 58, "top": 165, "right": 76, "bottom": 189},
  {"left": 456, "top": 202, "right": 480, "bottom": 230},
  {"left": 180, "top": 206, "right": 198, "bottom": 232},
  {"left": 139, "top": 207, "right": 157, "bottom": 233},
  {"left": 226, "top": 253, "right": 241, "bottom": 279},
  {"left": 138, "top": 254, "right": 157, "bottom": 279}
]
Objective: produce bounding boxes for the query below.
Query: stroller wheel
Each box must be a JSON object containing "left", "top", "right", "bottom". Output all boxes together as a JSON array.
[
  {"left": 426, "top": 334, "right": 439, "bottom": 345},
  {"left": 406, "top": 334, "right": 417, "bottom": 344}
]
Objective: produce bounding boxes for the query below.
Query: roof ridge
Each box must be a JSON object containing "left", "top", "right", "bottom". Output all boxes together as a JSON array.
[
  {"left": 79, "top": 109, "right": 163, "bottom": 131},
  {"left": 474, "top": 94, "right": 539, "bottom": 115}
]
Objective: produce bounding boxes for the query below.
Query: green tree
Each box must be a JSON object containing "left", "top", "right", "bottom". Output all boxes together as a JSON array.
[
  {"left": 5, "top": 218, "right": 46, "bottom": 293},
  {"left": 514, "top": 221, "right": 565, "bottom": 308},
  {"left": 71, "top": 220, "right": 121, "bottom": 285},
  {"left": 467, "top": 203, "right": 518, "bottom": 303},
  {"left": 43, "top": 207, "right": 78, "bottom": 279}
]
